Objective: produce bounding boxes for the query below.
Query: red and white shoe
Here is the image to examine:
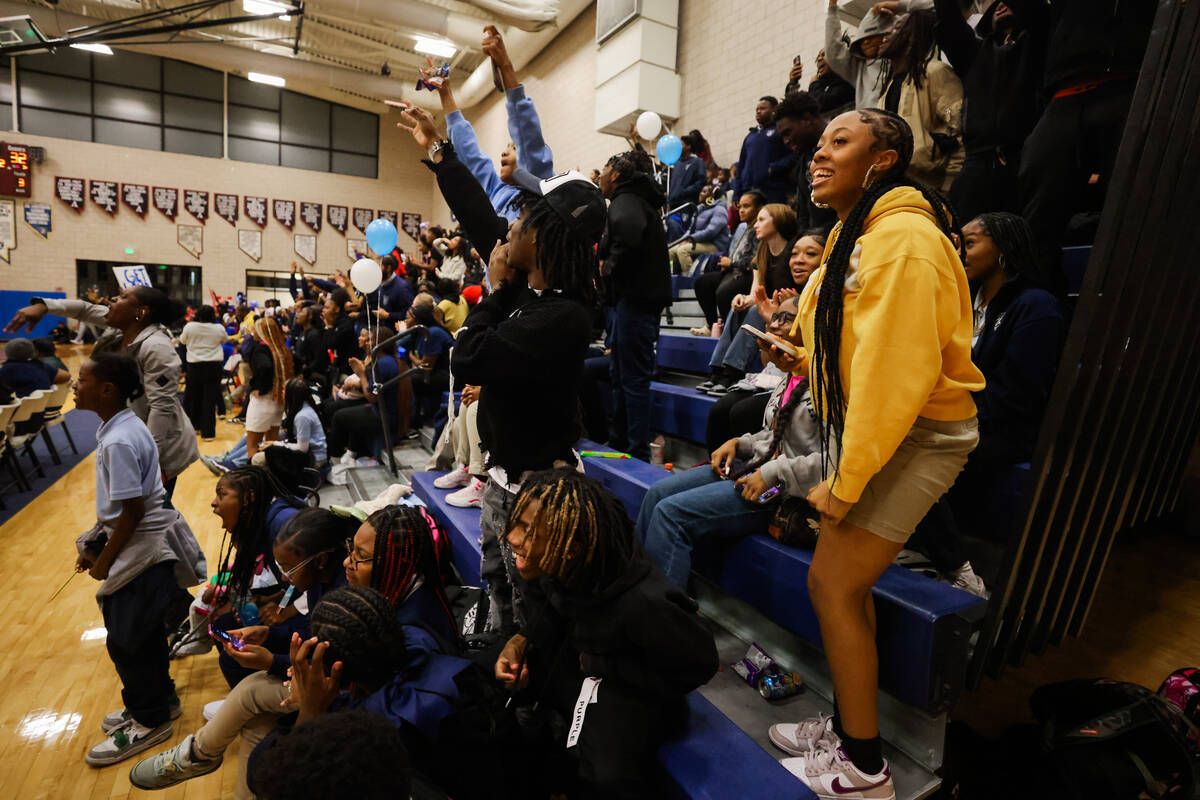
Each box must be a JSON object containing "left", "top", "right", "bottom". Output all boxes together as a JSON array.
[
  {"left": 781, "top": 744, "right": 895, "bottom": 800},
  {"left": 769, "top": 713, "right": 837, "bottom": 756},
  {"left": 434, "top": 464, "right": 472, "bottom": 490},
  {"left": 447, "top": 477, "right": 486, "bottom": 508}
]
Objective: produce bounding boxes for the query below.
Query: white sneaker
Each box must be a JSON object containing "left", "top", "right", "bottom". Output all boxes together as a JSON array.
[
  {"left": 434, "top": 464, "right": 472, "bottom": 489},
  {"left": 202, "top": 700, "right": 223, "bottom": 722},
  {"left": 447, "top": 477, "right": 486, "bottom": 508},
  {"left": 943, "top": 561, "right": 989, "bottom": 599},
  {"left": 337, "top": 451, "right": 357, "bottom": 466},
  {"left": 769, "top": 713, "right": 837, "bottom": 756},
  {"left": 781, "top": 743, "right": 896, "bottom": 800},
  {"left": 85, "top": 719, "right": 173, "bottom": 767}
]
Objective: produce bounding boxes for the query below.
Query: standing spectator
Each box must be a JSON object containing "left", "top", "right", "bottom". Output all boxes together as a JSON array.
[
  {"left": 366, "top": 254, "right": 415, "bottom": 328},
  {"left": 1018, "top": 0, "right": 1156, "bottom": 276},
  {"left": 879, "top": 9, "right": 965, "bottom": 191},
  {"left": 434, "top": 278, "right": 469, "bottom": 334},
  {"left": 321, "top": 288, "right": 359, "bottom": 382},
  {"left": 180, "top": 305, "right": 228, "bottom": 441},
  {"left": 666, "top": 134, "right": 707, "bottom": 208},
  {"left": 290, "top": 303, "right": 327, "bottom": 386},
  {"left": 692, "top": 190, "right": 765, "bottom": 335},
  {"left": 732, "top": 96, "right": 795, "bottom": 204},
  {"left": 688, "top": 128, "right": 714, "bottom": 164},
  {"left": 808, "top": 49, "right": 856, "bottom": 115},
  {"left": 668, "top": 185, "right": 730, "bottom": 278},
  {"left": 824, "top": 0, "right": 891, "bottom": 109},
  {"left": 244, "top": 317, "right": 293, "bottom": 462},
  {"left": 773, "top": 90, "right": 836, "bottom": 229},
  {"left": 599, "top": 150, "right": 673, "bottom": 461},
  {"left": 405, "top": 296, "right": 454, "bottom": 429}
]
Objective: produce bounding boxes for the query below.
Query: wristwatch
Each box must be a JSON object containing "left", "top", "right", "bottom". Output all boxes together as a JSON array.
[{"left": 427, "top": 139, "right": 450, "bottom": 161}]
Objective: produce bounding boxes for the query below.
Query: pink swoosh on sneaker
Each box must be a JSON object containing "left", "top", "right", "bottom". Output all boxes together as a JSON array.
[{"left": 831, "top": 774, "right": 890, "bottom": 795}]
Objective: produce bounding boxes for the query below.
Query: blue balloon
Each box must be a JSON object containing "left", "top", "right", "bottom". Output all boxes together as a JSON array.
[
  {"left": 365, "top": 217, "right": 398, "bottom": 256},
  {"left": 656, "top": 134, "right": 683, "bottom": 166}
]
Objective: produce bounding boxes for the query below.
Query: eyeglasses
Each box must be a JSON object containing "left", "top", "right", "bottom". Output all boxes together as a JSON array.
[
  {"left": 280, "top": 553, "right": 321, "bottom": 581},
  {"left": 344, "top": 538, "right": 372, "bottom": 569},
  {"left": 770, "top": 311, "right": 797, "bottom": 326}
]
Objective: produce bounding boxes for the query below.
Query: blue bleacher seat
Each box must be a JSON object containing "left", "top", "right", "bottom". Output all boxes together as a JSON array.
[
  {"left": 410, "top": 471, "right": 483, "bottom": 585},
  {"left": 651, "top": 381, "right": 717, "bottom": 444},
  {"left": 1062, "top": 245, "right": 1091, "bottom": 296},
  {"left": 672, "top": 275, "right": 694, "bottom": 297},
  {"left": 657, "top": 334, "right": 718, "bottom": 375},
  {"left": 578, "top": 439, "right": 670, "bottom": 518}
]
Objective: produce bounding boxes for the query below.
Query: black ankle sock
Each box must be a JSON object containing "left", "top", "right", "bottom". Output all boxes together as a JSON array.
[{"left": 838, "top": 731, "right": 884, "bottom": 775}]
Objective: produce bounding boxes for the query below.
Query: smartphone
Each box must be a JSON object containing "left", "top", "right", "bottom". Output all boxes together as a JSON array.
[
  {"left": 793, "top": 54, "right": 804, "bottom": 65},
  {"left": 209, "top": 624, "right": 244, "bottom": 650},
  {"left": 741, "top": 324, "right": 799, "bottom": 356}
]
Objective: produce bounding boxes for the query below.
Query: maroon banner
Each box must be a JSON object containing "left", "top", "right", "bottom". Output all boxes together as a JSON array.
[
  {"left": 300, "top": 201, "right": 322, "bottom": 233},
  {"left": 401, "top": 212, "right": 422, "bottom": 242},
  {"left": 273, "top": 199, "right": 295, "bottom": 230},
  {"left": 184, "top": 190, "right": 209, "bottom": 223},
  {"left": 327, "top": 204, "right": 348, "bottom": 235},
  {"left": 90, "top": 180, "right": 118, "bottom": 215},
  {"left": 122, "top": 183, "right": 148, "bottom": 216},
  {"left": 352, "top": 207, "right": 374, "bottom": 234},
  {"left": 55, "top": 176, "right": 85, "bottom": 212},
  {"left": 245, "top": 195, "right": 267, "bottom": 227},
  {"left": 377, "top": 209, "right": 398, "bottom": 228},
  {"left": 153, "top": 186, "right": 178, "bottom": 220},
  {"left": 215, "top": 193, "right": 238, "bottom": 225}
]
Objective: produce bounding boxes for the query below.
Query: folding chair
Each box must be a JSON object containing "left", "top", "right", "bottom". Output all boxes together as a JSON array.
[
  {"left": 38, "top": 382, "right": 73, "bottom": 465},
  {"left": 10, "top": 391, "right": 49, "bottom": 479},
  {"left": 0, "top": 402, "right": 29, "bottom": 506}
]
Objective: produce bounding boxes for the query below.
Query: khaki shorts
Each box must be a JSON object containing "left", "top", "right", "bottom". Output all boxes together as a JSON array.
[{"left": 843, "top": 416, "right": 979, "bottom": 544}]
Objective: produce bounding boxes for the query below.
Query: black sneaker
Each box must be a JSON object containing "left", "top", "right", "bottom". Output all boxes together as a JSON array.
[{"left": 696, "top": 380, "right": 715, "bottom": 392}]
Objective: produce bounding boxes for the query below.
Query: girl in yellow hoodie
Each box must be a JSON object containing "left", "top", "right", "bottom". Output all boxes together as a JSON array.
[{"left": 765, "top": 109, "right": 984, "bottom": 800}]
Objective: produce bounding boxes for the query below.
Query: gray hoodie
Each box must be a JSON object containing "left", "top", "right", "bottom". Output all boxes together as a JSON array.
[
  {"left": 734, "top": 378, "right": 829, "bottom": 498},
  {"left": 825, "top": 6, "right": 891, "bottom": 109}
]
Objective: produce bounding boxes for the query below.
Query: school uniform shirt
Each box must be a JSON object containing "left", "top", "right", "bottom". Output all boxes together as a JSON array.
[
  {"left": 291, "top": 404, "right": 328, "bottom": 463},
  {"left": 179, "top": 321, "right": 229, "bottom": 363},
  {"left": 368, "top": 353, "right": 402, "bottom": 425},
  {"left": 0, "top": 359, "right": 54, "bottom": 396},
  {"left": 416, "top": 326, "right": 454, "bottom": 373}
]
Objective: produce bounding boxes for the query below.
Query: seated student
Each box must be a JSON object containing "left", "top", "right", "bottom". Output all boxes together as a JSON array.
[
  {"left": 327, "top": 329, "right": 403, "bottom": 461},
  {"left": 406, "top": 296, "right": 454, "bottom": 428},
  {"left": 496, "top": 470, "right": 719, "bottom": 800},
  {"left": 132, "top": 509, "right": 351, "bottom": 797},
  {"left": 904, "top": 212, "right": 1065, "bottom": 593},
  {"left": 0, "top": 337, "right": 68, "bottom": 396},
  {"left": 639, "top": 297, "right": 824, "bottom": 586},
  {"left": 435, "top": 278, "right": 469, "bottom": 334},
  {"left": 344, "top": 505, "right": 461, "bottom": 652},
  {"left": 692, "top": 189, "right": 765, "bottom": 336},
  {"left": 257, "top": 377, "right": 328, "bottom": 476},
  {"left": 704, "top": 232, "right": 826, "bottom": 449},
  {"left": 73, "top": 353, "right": 206, "bottom": 767},
  {"left": 33, "top": 337, "right": 68, "bottom": 374},
  {"left": 667, "top": 184, "right": 731, "bottom": 278}
]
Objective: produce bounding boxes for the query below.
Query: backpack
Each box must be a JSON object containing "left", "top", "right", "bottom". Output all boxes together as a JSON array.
[
  {"left": 1030, "top": 678, "right": 1200, "bottom": 800},
  {"left": 1160, "top": 668, "right": 1200, "bottom": 747}
]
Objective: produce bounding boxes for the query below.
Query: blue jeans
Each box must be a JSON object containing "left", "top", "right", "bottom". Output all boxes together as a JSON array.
[
  {"left": 637, "top": 466, "right": 773, "bottom": 588},
  {"left": 609, "top": 300, "right": 660, "bottom": 461},
  {"left": 709, "top": 305, "right": 765, "bottom": 375},
  {"left": 220, "top": 436, "right": 249, "bottom": 468}
]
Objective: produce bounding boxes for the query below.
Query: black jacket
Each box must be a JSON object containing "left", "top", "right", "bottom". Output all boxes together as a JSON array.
[
  {"left": 424, "top": 146, "right": 508, "bottom": 266},
  {"left": 806, "top": 71, "right": 856, "bottom": 115},
  {"left": 599, "top": 172, "right": 672, "bottom": 313},
  {"left": 292, "top": 326, "right": 326, "bottom": 381},
  {"left": 972, "top": 277, "right": 1065, "bottom": 464},
  {"left": 322, "top": 314, "right": 357, "bottom": 377},
  {"left": 1034, "top": 0, "right": 1155, "bottom": 93},
  {"left": 521, "top": 552, "right": 719, "bottom": 699},
  {"left": 247, "top": 341, "right": 275, "bottom": 395},
  {"left": 936, "top": 0, "right": 1048, "bottom": 153}
]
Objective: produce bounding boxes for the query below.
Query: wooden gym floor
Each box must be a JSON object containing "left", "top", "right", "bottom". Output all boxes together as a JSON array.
[{"left": 0, "top": 343, "right": 1196, "bottom": 798}]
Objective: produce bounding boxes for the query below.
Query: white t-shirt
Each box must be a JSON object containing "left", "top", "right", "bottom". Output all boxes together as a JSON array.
[
  {"left": 180, "top": 321, "right": 229, "bottom": 363},
  {"left": 96, "top": 408, "right": 167, "bottom": 521}
]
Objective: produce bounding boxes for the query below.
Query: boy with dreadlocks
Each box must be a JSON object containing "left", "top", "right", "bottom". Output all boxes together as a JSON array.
[
  {"left": 397, "top": 104, "right": 607, "bottom": 636},
  {"left": 760, "top": 109, "right": 983, "bottom": 800},
  {"left": 496, "top": 470, "right": 718, "bottom": 800}
]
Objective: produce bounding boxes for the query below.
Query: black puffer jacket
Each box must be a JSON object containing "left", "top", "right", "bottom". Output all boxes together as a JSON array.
[{"left": 599, "top": 172, "right": 672, "bottom": 313}]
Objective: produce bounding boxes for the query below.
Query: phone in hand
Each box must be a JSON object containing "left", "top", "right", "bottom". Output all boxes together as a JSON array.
[
  {"left": 209, "top": 624, "right": 244, "bottom": 650},
  {"left": 793, "top": 54, "right": 804, "bottom": 65},
  {"left": 741, "top": 324, "right": 799, "bottom": 356}
]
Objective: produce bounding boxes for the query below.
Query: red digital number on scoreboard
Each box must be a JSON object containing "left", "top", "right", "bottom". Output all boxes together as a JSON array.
[{"left": 0, "top": 143, "right": 31, "bottom": 198}]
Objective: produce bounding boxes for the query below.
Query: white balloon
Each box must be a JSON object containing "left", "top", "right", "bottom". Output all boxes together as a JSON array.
[
  {"left": 350, "top": 257, "right": 382, "bottom": 294},
  {"left": 635, "top": 110, "right": 663, "bottom": 141}
]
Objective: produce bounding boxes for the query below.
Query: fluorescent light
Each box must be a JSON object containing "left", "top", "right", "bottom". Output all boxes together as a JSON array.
[
  {"left": 244, "top": 0, "right": 291, "bottom": 17},
  {"left": 71, "top": 43, "right": 113, "bottom": 55},
  {"left": 248, "top": 71, "right": 285, "bottom": 87},
  {"left": 413, "top": 36, "right": 456, "bottom": 59}
]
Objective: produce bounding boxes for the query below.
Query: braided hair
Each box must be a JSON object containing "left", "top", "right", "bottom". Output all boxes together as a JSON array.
[
  {"left": 811, "top": 109, "right": 959, "bottom": 483},
  {"left": 213, "top": 466, "right": 294, "bottom": 601},
  {"left": 884, "top": 9, "right": 939, "bottom": 91},
  {"left": 364, "top": 506, "right": 458, "bottom": 639},
  {"left": 606, "top": 149, "right": 655, "bottom": 179},
  {"left": 255, "top": 316, "right": 293, "bottom": 404},
  {"left": 971, "top": 212, "right": 1064, "bottom": 296},
  {"left": 311, "top": 586, "right": 409, "bottom": 688},
  {"left": 507, "top": 469, "right": 640, "bottom": 595},
  {"left": 275, "top": 508, "right": 356, "bottom": 582},
  {"left": 510, "top": 192, "right": 599, "bottom": 305}
]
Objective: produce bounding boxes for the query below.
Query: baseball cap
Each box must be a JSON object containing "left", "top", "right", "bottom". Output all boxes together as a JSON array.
[{"left": 511, "top": 168, "right": 607, "bottom": 245}]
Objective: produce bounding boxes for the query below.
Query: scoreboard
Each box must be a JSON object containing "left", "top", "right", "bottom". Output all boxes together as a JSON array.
[{"left": 0, "top": 143, "right": 31, "bottom": 197}]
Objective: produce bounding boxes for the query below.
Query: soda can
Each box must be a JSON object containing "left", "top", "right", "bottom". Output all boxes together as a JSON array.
[{"left": 758, "top": 671, "right": 804, "bottom": 700}]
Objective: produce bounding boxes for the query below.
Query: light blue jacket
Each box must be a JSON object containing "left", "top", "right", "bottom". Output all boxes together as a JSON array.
[
  {"left": 685, "top": 201, "right": 731, "bottom": 251},
  {"left": 445, "top": 84, "right": 554, "bottom": 222}
]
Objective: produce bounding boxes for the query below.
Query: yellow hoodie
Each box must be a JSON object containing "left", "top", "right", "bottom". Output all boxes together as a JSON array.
[{"left": 792, "top": 186, "right": 984, "bottom": 504}]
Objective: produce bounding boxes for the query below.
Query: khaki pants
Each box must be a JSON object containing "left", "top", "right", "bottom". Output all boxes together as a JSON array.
[
  {"left": 452, "top": 401, "right": 485, "bottom": 475},
  {"left": 669, "top": 241, "right": 718, "bottom": 276},
  {"left": 194, "top": 671, "right": 295, "bottom": 800}
]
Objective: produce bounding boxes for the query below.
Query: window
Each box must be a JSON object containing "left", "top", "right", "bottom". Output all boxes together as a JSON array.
[
  {"left": 16, "top": 51, "right": 378, "bottom": 176},
  {"left": 77, "top": 260, "right": 204, "bottom": 309}
]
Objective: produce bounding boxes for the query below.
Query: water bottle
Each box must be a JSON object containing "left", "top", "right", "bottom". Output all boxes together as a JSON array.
[{"left": 239, "top": 601, "right": 260, "bottom": 626}]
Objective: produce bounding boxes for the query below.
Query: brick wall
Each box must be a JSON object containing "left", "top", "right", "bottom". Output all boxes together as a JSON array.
[{"left": 2, "top": 118, "right": 435, "bottom": 297}]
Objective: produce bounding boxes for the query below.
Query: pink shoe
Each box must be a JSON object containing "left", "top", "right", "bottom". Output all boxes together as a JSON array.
[
  {"left": 781, "top": 744, "right": 895, "bottom": 800},
  {"left": 434, "top": 464, "right": 471, "bottom": 490},
  {"left": 447, "top": 477, "right": 486, "bottom": 508}
]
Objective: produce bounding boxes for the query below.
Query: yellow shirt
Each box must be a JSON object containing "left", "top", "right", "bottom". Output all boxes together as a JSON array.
[
  {"left": 437, "top": 297, "right": 469, "bottom": 334},
  {"left": 792, "top": 186, "right": 984, "bottom": 503}
]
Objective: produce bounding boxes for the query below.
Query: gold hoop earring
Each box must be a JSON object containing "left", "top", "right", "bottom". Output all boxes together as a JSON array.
[
  {"left": 810, "top": 191, "right": 831, "bottom": 210},
  {"left": 861, "top": 164, "right": 877, "bottom": 190}
]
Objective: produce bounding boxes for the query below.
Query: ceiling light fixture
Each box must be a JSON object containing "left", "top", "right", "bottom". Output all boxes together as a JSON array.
[
  {"left": 413, "top": 36, "right": 456, "bottom": 59},
  {"left": 243, "top": 0, "right": 291, "bottom": 21},
  {"left": 70, "top": 43, "right": 113, "bottom": 55},
  {"left": 248, "top": 71, "right": 285, "bottom": 87}
]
